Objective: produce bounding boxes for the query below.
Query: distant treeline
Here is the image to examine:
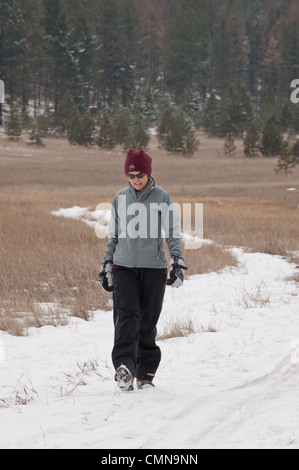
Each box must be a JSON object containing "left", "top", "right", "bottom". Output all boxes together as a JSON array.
[{"left": 1, "top": 0, "right": 299, "bottom": 139}]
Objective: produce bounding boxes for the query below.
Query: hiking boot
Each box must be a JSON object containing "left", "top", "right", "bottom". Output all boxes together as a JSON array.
[
  {"left": 137, "top": 379, "right": 155, "bottom": 390},
  {"left": 115, "top": 365, "right": 134, "bottom": 391}
]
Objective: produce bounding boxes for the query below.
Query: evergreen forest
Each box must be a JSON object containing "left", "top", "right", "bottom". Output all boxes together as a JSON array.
[{"left": 1, "top": 0, "right": 299, "bottom": 159}]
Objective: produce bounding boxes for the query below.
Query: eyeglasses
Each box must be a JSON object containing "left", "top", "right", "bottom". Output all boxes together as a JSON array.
[{"left": 127, "top": 172, "right": 146, "bottom": 180}]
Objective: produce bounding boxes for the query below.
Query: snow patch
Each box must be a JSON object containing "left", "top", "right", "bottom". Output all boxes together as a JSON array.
[{"left": 0, "top": 210, "right": 298, "bottom": 449}]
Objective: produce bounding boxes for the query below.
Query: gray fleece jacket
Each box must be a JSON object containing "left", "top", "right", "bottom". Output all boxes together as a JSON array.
[{"left": 103, "top": 178, "right": 183, "bottom": 269}]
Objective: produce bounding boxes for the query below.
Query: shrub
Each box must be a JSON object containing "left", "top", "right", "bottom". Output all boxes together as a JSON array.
[
  {"left": 291, "top": 139, "right": 299, "bottom": 163},
  {"left": 69, "top": 114, "right": 95, "bottom": 146},
  {"left": 56, "top": 91, "right": 79, "bottom": 136},
  {"left": 123, "top": 124, "right": 150, "bottom": 151},
  {"left": 157, "top": 107, "right": 186, "bottom": 153},
  {"left": 113, "top": 108, "right": 133, "bottom": 144},
  {"left": 223, "top": 133, "right": 236, "bottom": 156},
  {"left": 260, "top": 114, "right": 283, "bottom": 157},
  {"left": 96, "top": 114, "right": 115, "bottom": 149},
  {"left": 275, "top": 141, "right": 297, "bottom": 175},
  {"left": 183, "top": 130, "right": 199, "bottom": 156},
  {"left": 5, "top": 106, "right": 22, "bottom": 140},
  {"left": 243, "top": 121, "right": 261, "bottom": 157}
]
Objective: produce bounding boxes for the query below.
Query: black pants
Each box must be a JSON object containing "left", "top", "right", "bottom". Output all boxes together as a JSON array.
[{"left": 112, "top": 266, "right": 167, "bottom": 381}]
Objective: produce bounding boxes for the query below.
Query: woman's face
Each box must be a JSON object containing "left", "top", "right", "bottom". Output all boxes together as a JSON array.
[{"left": 127, "top": 172, "right": 149, "bottom": 191}]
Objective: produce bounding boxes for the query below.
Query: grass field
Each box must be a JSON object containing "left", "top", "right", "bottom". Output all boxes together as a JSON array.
[{"left": 1, "top": 129, "right": 298, "bottom": 335}]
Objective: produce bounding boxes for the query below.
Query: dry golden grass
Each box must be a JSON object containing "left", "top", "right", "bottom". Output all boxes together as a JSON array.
[
  {"left": 183, "top": 242, "right": 237, "bottom": 276},
  {"left": 198, "top": 196, "right": 299, "bottom": 257},
  {"left": 157, "top": 316, "right": 218, "bottom": 341},
  {"left": 0, "top": 194, "right": 112, "bottom": 335},
  {"left": 157, "top": 318, "right": 196, "bottom": 341},
  {"left": 0, "top": 131, "right": 298, "bottom": 335}
]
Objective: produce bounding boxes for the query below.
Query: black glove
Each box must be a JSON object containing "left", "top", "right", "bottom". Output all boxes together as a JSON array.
[
  {"left": 166, "top": 257, "right": 187, "bottom": 288},
  {"left": 99, "top": 261, "right": 113, "bottom": 292}
]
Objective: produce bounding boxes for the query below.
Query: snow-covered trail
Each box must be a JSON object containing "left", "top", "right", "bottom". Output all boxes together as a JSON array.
[{"left": 0, "top": 249, "right": 298, "bottom": 449}]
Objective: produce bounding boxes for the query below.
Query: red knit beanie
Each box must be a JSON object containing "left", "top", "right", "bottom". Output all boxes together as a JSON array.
[{"left": 124, "top": 150, "right": 152, "bottom": 176}]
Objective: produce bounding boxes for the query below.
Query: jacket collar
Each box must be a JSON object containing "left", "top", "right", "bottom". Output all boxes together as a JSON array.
[{"left": 128, "top": 176, "right": 155, "bottom": 202}]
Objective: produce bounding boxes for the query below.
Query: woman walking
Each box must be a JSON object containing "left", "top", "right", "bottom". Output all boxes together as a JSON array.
[{"left": 100, "top": 149, "right": 186, "bottom": 391}]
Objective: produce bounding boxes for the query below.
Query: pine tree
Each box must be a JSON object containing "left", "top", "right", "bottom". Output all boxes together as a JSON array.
[
  {"left": 93, "top": 0, "right": 140, "bottom": 106},
  {"left": 117, "top": 0, "right": 140, "bottom": 105},
  {"left": 291, "top": 140, "right": 299, "bottom": 163},
  {"left": 42, "top": 0, "right": 74, "bottom": 112},
  {"left": 96, "top": 114, "right": 115, "bottom": 149},
  {"left": 280, "top": 101, "right": 294, "bottom": 132},
  {"left": 202, "top": 93, "right": 220, "bottom": 136},
  {"left": 69, "top": 113, "right": 95, "bottom": 146},
  {"left": 193, "top": 0, "right": 216, "bottom": 96},
  {"left": 216, "top": 86, "right": 254, "bottom": 138},
  {"left": 163, "top": 0, "right": 200, "bottom": 99},
  {"left": 140, "top": 18, "right": 163, "bottom": 92},
  {"left": 244, "top": 0, "right": 264, "bottom": 100},
  {"left": 258, "top": 87, "right": 277, "bottom": 124},
  {"left": 35, "top": 106, "right": 55, "bottom": 137},
  {"left": 243, "top": 121, "right": 261, "bottom": 157},
  {"left": 0, "top": 0, "right": 26, "bottom": 100},
  {"left": 157, "top": 107, "right": 186, "bottom": 153},
  {"left": 69, "top": 0, "right": 94, "bottom": 106},
  {"left": 16, "top": 0, "right": 45, "bottom": 112},
  {"left": 28, "top": 123, "right": 45, "bottom": 147},
  {"left": 260, "top": 114, "right": 283, "bottom": 157},
  {"left": 123, "top": 124, "right": 150, "bottom": 152},
  {"left": 238, "top": 86, "right": 255, "bottom": 136},
  {"left": 275, "top": 141, "right": 297, "bottom": 174},
  {"left": 135, "top": 125, "right": 150, "bottom": 149},
  {"left": 210, "top": 20, "right": 234, "bottom": 94},
  {"left": 225, "top": 0, "right": 250, "bottom": 85},
  {"left": 3, "top": 0, "right": 299, "bottom": 127},
  {"left": 56, "top": 90, "right": 79, "bottom": 136},
  {"left": 279, "top": 21, "right": 299, "bottom": 97},
  {"left": 263, "top": 35, "right": 280, "bottom": 91},
  {"left": 5, "top": 106, "right": 22, "bottom": 140},
  {"left": 182, "top": 130, "right": 199, "bottom": 156},
  {"left": 113, "top": 108, "right": 133, "bottom": 145}
]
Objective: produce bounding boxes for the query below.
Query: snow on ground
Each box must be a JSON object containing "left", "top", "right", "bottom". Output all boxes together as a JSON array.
[{"left": 0, "top": 208, "right": 299, "bottom": 449}]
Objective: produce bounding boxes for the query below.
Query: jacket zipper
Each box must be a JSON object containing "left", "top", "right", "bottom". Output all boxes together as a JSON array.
[{"left": 129, "top": 183, "right": 155, "bottom": 268}]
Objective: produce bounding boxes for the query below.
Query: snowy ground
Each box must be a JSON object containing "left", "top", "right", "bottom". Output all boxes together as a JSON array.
[{"left": 0, "top": 208, "right": 299, "bottom": 449}]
